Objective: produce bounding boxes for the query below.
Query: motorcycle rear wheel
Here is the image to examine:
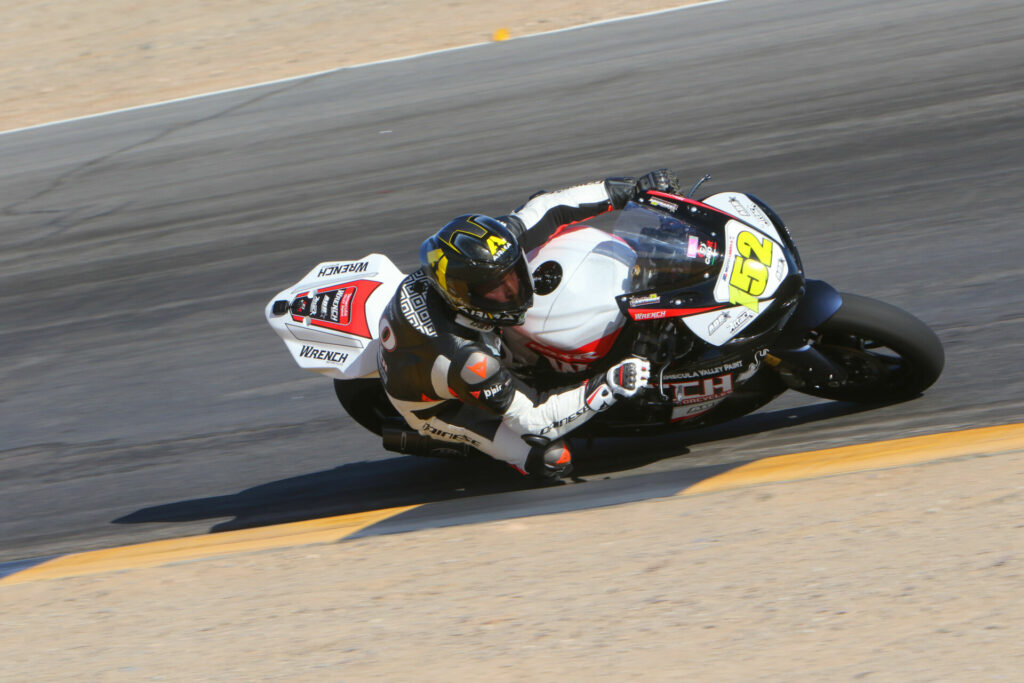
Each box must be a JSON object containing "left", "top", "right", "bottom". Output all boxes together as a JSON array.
[
  {"left": 333, "top": 378, "right": 398, "bottom": 436},
  {"left": 801, "top": 293, "right": 944, "bottom": 402}
]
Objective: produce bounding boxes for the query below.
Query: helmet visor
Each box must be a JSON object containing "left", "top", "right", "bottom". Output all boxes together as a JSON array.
[{"left": 466, "top": 259, "right": 533, "bottom": 314}]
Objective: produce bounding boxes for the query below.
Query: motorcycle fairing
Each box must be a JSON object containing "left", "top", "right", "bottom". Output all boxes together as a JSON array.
[
  {"left": 289, "top": 280, "right": 382, "bottom": 338},
  {"left": 504, "top": 226, "right": 632, "bottom": 372},
  {"left": 663, "top": 352, "right": 763, "bottom": 421},
  {"left": 266, "top": 253, "right": 405, "bottom": 379},
  {"left": 614, "top": 196, "right": 791, "bottom": 346},
  {"left": 510, "top": 192, "right": 800, "bottom": 375},
  {"left": 701, "top": 192, "right": 786, "bottom": 242}
]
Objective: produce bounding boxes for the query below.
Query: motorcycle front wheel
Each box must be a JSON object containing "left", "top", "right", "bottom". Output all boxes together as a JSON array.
[{"left": 800, "top": 293, "right": 944, "bottom": 403}]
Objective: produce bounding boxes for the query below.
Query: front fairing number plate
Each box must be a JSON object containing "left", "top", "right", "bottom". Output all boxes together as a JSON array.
[{"left": 683, "top": 220, "right": 789, "bottom": 346}]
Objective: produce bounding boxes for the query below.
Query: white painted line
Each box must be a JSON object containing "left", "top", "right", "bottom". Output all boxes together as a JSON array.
[{"left": 0, "top": 0, "right": 731, "bottom": 138}]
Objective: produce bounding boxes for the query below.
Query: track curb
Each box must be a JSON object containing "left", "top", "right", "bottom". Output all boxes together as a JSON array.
[{"left": 3, "top": 423, "right": 1022, "bottom": 586}]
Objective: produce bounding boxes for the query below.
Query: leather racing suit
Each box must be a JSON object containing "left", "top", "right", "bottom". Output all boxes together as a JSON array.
[{"left": 376, "top": 177, "right": 645, "bottom": 473}]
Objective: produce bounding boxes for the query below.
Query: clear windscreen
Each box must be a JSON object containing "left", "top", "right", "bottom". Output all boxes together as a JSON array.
[{"left": 611, "top": 202, "right": 722, "bottom": 293}]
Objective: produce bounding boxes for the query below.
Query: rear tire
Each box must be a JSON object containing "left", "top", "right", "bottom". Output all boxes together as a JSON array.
[
  {"left": 800, "top": 293, "right": 944, "bottom": 402},
  {"left": 333, "top": 378, "right": 400, "bottom": 436}
]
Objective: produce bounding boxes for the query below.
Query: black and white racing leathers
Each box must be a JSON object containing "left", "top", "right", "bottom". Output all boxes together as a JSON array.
[{"left": 375, "top": 178, "right": 638, "bottom": 471}]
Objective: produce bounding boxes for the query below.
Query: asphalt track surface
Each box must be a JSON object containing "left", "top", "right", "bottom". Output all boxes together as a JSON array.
[{"left": 2, "top": 0, "right": 1023, "bottom": 564}]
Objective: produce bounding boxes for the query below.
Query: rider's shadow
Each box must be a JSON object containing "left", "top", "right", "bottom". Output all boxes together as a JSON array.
[
  {"left": 113, "top": 454, "right": 530, "bottom": 533},
  {"left": 573, "top": 399, "right": 872, "bottom": 475},
  {"left": 113, "top": 400, "right": 869, "bottom": 533}
]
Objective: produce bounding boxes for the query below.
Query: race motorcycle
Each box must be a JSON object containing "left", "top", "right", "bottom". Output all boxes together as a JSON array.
[{"left": 266, "top": 179, "right": 944, "bottom": 453}]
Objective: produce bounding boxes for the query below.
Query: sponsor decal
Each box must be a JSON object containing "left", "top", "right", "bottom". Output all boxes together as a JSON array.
[
  {"left": 538, "top": 405, "right": 589, "bottom": 435},
  {"left": 326, "top": 288, "right": 355, "bottom": 324},
  {"left": 458, "top": 315, "right": 495, "bottom": 331},
  {"left": 628, "top": 293, "right": 660, "bottom": 307},
  {"left": 667, "top": 373, "right": 734, "bottom": 406},
  {"left": 292, "top": 279, "right": 381, "bottom": 339},
  {"left": 649, "top": 197, "right": 679, "bottom": 212},
  {"left": 671, "top": 399, "right": 727, "bottom": 422},
  {"left": 317, "top": 261, "right": 369, "bottom": 278},
  {"left": 298, "top": 345, "right": 349, "bottom": 364},
  {"left": 708, "top": 310, "right": 731, "bottom": 336},
  {"left": 727, "top": 309, "right": 756, "bottom": 333},
  {"left": 698, "top": 240, "right": 718, "bottom": 265},
  {"left": 633, "top": 309, "right": 668, "bottom": 321},
  {"left": 721, "top": 235, "right": 736, "bottom": 284},
  {"left": 487, "top": 235, "right": 510, "bottom": 258},
  {"left": 481, "top": 379, "right": 510, "bottom": 400},
  {"left": 630, "top": 305, "right": 727, "bottom": 322},
  {"left": 420, "top": 422, "right": 481, "bottom": 447},
  {"left": 687, "top": 235, "right": 699, "bottom": 258},
  {"left": 727, "top": 196, "right": 751, "bottom": 217},
  {"left": 663, "top": 360, "right": 745, "bottom": 381},
  {"left": 330, "top": 292, "right": 341, "bottom": 322}
]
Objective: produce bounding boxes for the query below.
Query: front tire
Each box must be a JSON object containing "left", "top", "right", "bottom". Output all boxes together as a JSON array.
[{"left": 800, "top": 293, "right": 944, "bottom": 402}]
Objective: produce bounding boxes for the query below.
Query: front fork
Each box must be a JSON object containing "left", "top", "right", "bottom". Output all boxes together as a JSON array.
[
  {"left": 764, "top": 344, "right": 848, "bottom": 391},
  {"left": 766, "top": 279, "right": 848, "bottom": 391}
]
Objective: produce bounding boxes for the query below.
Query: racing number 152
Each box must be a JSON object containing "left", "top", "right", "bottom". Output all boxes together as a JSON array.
[{"left": 729, "top": 231, "right": 773, "bottom": 311}]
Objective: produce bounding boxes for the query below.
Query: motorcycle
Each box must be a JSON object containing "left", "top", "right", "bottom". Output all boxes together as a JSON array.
[{"left": 266, "top": 179, "right": 944, "bottom": 453}]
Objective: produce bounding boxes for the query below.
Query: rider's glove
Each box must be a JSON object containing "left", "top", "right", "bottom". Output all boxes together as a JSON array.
[
  {"left": 635, "top": 168, "right": 680, "bottom": 197},
  {"left": 585, "top": 357, "right": 651, "bottom": 412},
  {"left": 607, "top": 357, "right": 651, "bottom": 398}
]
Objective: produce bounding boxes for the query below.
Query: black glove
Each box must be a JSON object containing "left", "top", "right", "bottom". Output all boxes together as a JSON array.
[{"left": 635, "top": 168, "right": 680, "bottom": 197}]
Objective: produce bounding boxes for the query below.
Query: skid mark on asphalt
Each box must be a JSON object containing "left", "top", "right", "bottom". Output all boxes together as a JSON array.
[{"left": 3, "top": 423, "right": 1023, "bottom": 585}]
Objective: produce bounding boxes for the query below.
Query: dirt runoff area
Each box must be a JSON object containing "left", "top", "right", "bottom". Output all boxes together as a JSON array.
[
  {"left": 0, "top": 0, "right": 705, "bottom": 132},
  {"left": 3, "top": 450, "right": 1023, "bottom": 680},
  {"left": 2, "top": 1, "right": 1023, "bottom": 680}
]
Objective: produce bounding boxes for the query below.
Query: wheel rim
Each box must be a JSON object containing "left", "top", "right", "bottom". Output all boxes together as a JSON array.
[{"left": 816, "top": 333, "right": 912, "bottom": 396}]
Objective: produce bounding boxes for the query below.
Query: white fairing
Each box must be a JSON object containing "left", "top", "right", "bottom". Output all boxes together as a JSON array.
[
  {"left": 505, "top": 227, "right": 633, "bottom": 372},
  {"left": 507, "top": 192, "right": 792, "bottom": 371},
  {"left": 265, "top": 254, "right": 405, "bottom": 379},
  {"left": 702, "top": 192, "right": 784, "bottom": 241}
]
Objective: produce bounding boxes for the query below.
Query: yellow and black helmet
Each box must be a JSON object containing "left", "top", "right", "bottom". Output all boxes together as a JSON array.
[{"left": 419, "top": 214, "right": 534, "bottom": 326}]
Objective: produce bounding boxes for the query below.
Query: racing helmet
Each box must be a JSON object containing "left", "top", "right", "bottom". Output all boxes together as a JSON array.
[{"left": 420, "top": 214, "right": 534, "bottom": 326}]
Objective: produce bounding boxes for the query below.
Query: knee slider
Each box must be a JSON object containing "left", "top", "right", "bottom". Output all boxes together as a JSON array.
[{"left": 523, "top": 435, "right": 573, "bottom": 479}]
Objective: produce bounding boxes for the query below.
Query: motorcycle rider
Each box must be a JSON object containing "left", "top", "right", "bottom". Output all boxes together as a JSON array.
[{"left": 377, "top": 169, "right": 680, "bottom": 480}]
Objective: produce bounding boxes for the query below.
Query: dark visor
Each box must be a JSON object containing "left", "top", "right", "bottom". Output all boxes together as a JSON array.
[{"left": 467, "top": 262, "right": 533, "bottom": 313}]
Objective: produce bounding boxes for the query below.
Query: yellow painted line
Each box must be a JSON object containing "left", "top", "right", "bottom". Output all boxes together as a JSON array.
[
  {"left": 0, "top": 504, "right": 419, "bottom": 585},
  {"left": 6, "top": 424, "right": 1023, "bottom": 585},
  {"left": 681, "top": 423, "right": 1024, "bottom": 496}
]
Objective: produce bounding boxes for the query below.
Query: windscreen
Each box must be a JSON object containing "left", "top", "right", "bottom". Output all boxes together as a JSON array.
[{"left": 611, "top": 202, "right": 722, "bottom": 293}]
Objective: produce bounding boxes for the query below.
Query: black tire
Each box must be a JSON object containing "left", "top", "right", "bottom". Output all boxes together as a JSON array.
[
  {"left": 801, "top": 293, "right": 944, "bottom": 402},
  {"left": 333, "top": 378, "right": 400, "bottom": 436}
]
